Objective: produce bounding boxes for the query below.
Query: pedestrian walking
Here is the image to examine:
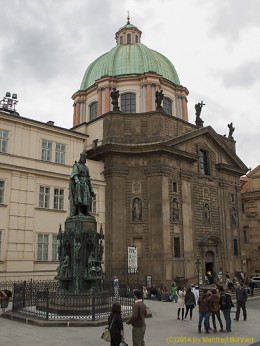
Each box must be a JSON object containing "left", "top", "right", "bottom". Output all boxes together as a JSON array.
[
  {"left": 0, "top": 289, "right": 12, "bottom": 313},
  {"left": 234, "top": 283, "right": 248, "bottom": 321},
  {"left": 170, "top": 282, "right": 178, "bottom": 303},
  {"left": 108, "top": 302, "right": 125, "bottom": 346},
  {"left": 209, "top": 288, "right": 224, "bottom": 332},
  {"left": 197, "top": 289, "right": 211, "bottom": 334},
  {"left": 192, "top": 285, "right": 200, "bottom": 305},
  {"left": 219, "top": 286, "right": 234, "bottom": 333},
  {"left": 184, "top": 287, "right": 196, "bottom": 320},
  {"left": 249, "top": 278, "right": 257, "bottom": 297},
  {"left": 177, "top": 287, "right": 185, "bottom": 320},
  {"left": 126, "top": 289, "right": 147, "bottom": 346}
]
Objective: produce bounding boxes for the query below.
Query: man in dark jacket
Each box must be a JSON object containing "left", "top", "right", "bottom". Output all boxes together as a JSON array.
[
  {"left": 209, "top": 288, "right": 224, "bottom": 332},
  {"left": 219, "top": 286, "right": 234, "bottom": 332},
  {"left": 234, "top": 283, "right": 248, "bottom": 321},
  {"left": 197, "top": 289, "right": 211, "bottom": 334},
  {"left": 127, "top": 289, "right": 147, "bottom": 346}
]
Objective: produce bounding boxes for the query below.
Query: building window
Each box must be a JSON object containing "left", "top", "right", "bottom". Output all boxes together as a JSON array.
[
  {"left": 91, "top": 193, "right": 96, "bottom": 214},
  {"left": 55, "top": 143, "right": 65, "bottom": 164},
  {"left": 120, "top": 36, "right": 123, "bottom": 45},
  {"left": 39, "top": 186, "right": 50, "bottom": 209},
  {"left": 121, "top": 93, "right": 136, "bottom": 113},
  {"left": 0, "top": 130, "right": 8, "bottom": 153},
  {"left": 243, "top": 226, "right": 248, "bottom": 243},
  {"left": 0, "top": 231, "right": 2, "bottom": 259},
  {"left": 230, "top": 194, "right": 235, "bottom": 203},
  {"left": 90, "top": 102, "right": 98, "bottom": 121},
  {"left": 199, "top": 149, "right": 210, "bottom": 175},
  {"left": 41, "top": 139, "right": 52, "bottom": 161},
  {"left": 52, "top": 235, "right": 58, "bottom": 261},
  {"left": 172, "top": 181, "right": 178, "bottom": 193},
  {"left": 54, "top": 188, "right": 64, "bottom": 210},
  {"left": 127, "top": 33, "right": 131, "bottom": 44},
  {"left": 0, "top": 180, "right": 5, "bottom": 204},
  {"left": 163, "top": 98, "right": 172, "bottom": 115},
  {"left": 37, "top": 234, "right": 49, "bottom": 261},
  {"left": 135, "top": 35, "right": 139, "bottom": 43},
  {"left": 233, "top": 239, "right": 238, "bottom": 256},
  {"left": 174, "top": 237, "right": 181, "bottom": 258}
]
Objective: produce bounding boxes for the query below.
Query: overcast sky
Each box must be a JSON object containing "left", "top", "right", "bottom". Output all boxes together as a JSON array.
[{"left": 1, "top": 0, "right": 259, "bottom": 170}]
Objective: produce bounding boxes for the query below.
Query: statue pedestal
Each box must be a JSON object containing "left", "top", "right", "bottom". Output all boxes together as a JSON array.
[{"left": 55, "top": 215, "right": 104, "bottom": 293}]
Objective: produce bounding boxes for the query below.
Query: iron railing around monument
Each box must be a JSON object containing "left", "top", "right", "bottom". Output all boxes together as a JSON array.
[{"left": 12, "top": 280, "right": 134, "bottom": 321}]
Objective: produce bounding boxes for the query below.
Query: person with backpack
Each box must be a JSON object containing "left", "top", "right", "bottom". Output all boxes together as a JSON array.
[
  {"left": 219, "top": 286, "right": 234, "bottom": 333},
  {"left": 234, "top": 283, "right": 248, "bottom": 321},
  {"left": 209, "top": 288, "right": 224, "bottom": 332}
]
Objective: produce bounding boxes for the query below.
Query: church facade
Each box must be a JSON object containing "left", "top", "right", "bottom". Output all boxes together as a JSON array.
[{"left": 72, "top": 19, "right": 248, "bottom": 286}]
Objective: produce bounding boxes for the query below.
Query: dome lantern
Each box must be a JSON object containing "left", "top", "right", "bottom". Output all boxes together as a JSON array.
[{"left": 115, "top": 14, "right": 142, "bottom": 46}]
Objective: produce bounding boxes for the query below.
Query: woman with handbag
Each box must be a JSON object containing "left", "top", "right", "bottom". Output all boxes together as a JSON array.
[{"left": 108, "top": 302, "right": 125, "bottom": 346}]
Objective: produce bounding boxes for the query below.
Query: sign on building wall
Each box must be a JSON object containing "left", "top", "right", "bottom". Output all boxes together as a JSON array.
[{"left": 128, "top": 246, "right": 138, "bottom": 273}]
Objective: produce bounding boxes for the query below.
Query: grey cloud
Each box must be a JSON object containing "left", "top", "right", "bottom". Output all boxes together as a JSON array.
[
  {"left": 205, "top": 0, "right": 260, "bottom": 40},
  {"left": 220, "top": 60, "right": 260, "bottom": 88}
]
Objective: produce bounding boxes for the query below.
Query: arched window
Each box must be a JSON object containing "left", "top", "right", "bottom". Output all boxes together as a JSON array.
[
  {"left": 135, "top": 35, "right": 139, "bottom": 43},
  {"left": 120, "top": 36, "right": 123, "bottom": 45},
  {"left": 127, "top": 33, "right": 131, "bottom": 44},
  {"left": 121, "top": 93, "right": 136, "bottom": 113},
  {"left": 163, "top": 98, "right": 172, "bottom": 115},
  {"left": 89, "top": 102, "right": 97, "bottom": 121}
]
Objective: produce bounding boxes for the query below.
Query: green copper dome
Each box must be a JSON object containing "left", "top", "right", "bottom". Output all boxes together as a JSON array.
[{"left": 80, "top": 43, "right": 180, "bottom": 90}]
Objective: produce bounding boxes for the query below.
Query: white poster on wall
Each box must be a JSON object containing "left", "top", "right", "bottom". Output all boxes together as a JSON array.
[{"left": 128, "top": 246, "right": 138, "bottom": 273}]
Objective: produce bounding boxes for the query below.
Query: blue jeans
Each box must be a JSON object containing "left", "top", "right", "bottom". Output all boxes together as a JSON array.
[
  {"left": 222, "top": 309, "right": 231, "bottom": 331},
  {"left": 198, "top": 312, "right": 210, "bottom": 331}
]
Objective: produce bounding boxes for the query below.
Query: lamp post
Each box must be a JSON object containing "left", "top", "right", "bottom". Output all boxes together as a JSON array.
[{"left": 195, "top": 257, "right": 201, "bottom": 288}]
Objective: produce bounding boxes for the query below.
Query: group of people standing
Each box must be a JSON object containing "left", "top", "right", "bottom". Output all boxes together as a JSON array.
[{"left": 175, "top": 282, "right": 250, "bottom": 335}]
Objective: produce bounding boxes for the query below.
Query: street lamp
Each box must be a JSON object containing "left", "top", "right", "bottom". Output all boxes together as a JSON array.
[{"left": 195, "top": 257, "right": 201, "bottom": 288}]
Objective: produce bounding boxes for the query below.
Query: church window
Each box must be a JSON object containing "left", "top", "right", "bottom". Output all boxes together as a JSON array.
[
  {"left": 172, "top": 181, "right": 178, "bottom": 193},
  {"left": 135, "top": 35, "right": 139, "bottom": 43},
  {"left": 163, "top": 98, "right": 172, "bottom": 115},
  {"left": 199, "top": 149, "right": 210, "bottom": 175},
  {"left": 120, "top": 36, "right": 123, "bottom": 45},
  {"left": 174, "top": 237, "right": 181, "bottom": 258},
  {"left": 90, "top": 102, "right": 98, "bottom": 120},
  {"left": 243, "top": 226, "right": 248, "bottom": 243},
  {"left": 121, "top": 93, "right": 136, "bottom": 113},
  {"left": 233, "top": 239, "right": 238, "bottom": 256},
  {"left": 127, "top": 33, "right": 131, "bottom": 44}
]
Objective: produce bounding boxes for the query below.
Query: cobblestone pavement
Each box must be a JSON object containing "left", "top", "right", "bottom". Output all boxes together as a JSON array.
[{"left": 0, "top": 298, "right": 259, "bottom": 346}]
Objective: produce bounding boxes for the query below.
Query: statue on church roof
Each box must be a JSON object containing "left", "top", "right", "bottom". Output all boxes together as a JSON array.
[
  {"left": 228, "top": 122, "right": 235, "bottom": 139},
  {"left": 195, "top": 101, "right": 205, "bottom": 128},
  {"left": 111, "top": 88, "right": 120, "bottom": 111},
  {"left": 155, "top": 89, "right": 164, "bottom": 110}
]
